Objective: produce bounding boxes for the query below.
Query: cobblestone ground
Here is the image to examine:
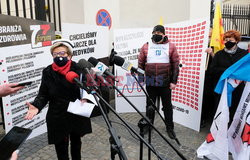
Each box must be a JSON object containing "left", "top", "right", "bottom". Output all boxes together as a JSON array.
[
  {"left": 1, "top": 90, "right": 224, "bottom": 160},
  {"left": 0, "top": 110, "right": 215, "bottom": 160}
]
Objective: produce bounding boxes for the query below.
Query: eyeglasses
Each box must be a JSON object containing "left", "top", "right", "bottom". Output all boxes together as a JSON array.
[{"left": 52, "top": 51, "right": 68, "bottom": 57}]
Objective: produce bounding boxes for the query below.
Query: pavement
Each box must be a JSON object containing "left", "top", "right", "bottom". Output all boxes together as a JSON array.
[{"left": 0, "top": 91, "right": 215, "bottom": 160}]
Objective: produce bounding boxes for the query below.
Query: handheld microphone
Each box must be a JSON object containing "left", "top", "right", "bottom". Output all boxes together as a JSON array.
[
  {"left": 65, "top": 71, "right": 94, "bottom": 93},
  {"left": 65, "top": 71, "right": 86, "bottom": 89},
  {"left": 113, "top": 56, "right": 145, "bottom": 75},
  {"left": 88, "top": 57, "right": 115, "bottom": 80}
]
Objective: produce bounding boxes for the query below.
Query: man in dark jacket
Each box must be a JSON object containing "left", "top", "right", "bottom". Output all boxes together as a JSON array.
[
  {"left": 138, "top": 25, "right": 179, "bottom": 139},
  {"left": 25, "top": 39, "right": 92, "bottom": 160}
]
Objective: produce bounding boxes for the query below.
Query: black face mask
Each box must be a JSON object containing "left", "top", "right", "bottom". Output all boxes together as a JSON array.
[
  {"left": 225, "top": 41, "right": 236, "bottom": 49},
  {"left": 152, "top": 34, "right": 163, "bottom": 43},
  {"left": 53, "top": 56, "right": 68, "bottom": 66}
]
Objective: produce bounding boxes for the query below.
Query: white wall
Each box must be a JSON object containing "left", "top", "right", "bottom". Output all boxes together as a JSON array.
[
  {"left": 83, "top": 0, "right": 119, "bottom": 48},
  {"left": 119, "top": 0, "right": 190, "bottom": 28},
  {"left": 60, "top": 0, "right": 85, "bottom": 24},
  {"left": 60, "top": 0, "right": 211, "bottom": 29},
  {"left": 83, "top": 0, "right": 119, "bottom": 27},
  {"left": 59, "top": 0, "right": 211, "bottom": 47},
  {"left": 190, "top": 0, "right": 211, "bottom": 21}
]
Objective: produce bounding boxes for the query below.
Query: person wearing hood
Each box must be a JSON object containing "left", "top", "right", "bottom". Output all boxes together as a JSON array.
[{"left": 138, "top": 25, "right": 179, "bottom": 139}]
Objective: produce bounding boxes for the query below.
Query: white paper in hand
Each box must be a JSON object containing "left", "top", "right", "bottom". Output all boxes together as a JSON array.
[
  {"left": 67, "top": 99, "right": 95, "bottom": 118},
  {"left": 81, "top": 88, "right": 98, "bottom": 105}
]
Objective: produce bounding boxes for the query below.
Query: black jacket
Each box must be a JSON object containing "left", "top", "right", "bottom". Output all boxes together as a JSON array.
[
  {"left": 32, "top": 61, "right": 92, "bottom": 144},
  {"left": 209, "top": 47, "right": 248, "bottom": 88}
]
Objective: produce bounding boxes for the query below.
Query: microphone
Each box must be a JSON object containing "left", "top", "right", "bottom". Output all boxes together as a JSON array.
[
  {"left": 88, "top": 57, "right": 115, "bottom": 80},
  {"left": 113, "top": 56, "right": 145, "bottom": 75},
  {"left": 77, "top": 58, "right": 108, "bottom": 86},
  {"left": 109, "top": 50, "right": 117, "bottom": 66},
  {"left": 78, "top": 58, "right": 93, "bottom": 69},
  {"left": 65, "top": 71, "right": 89, "bottom": 91},
  {"left": 77, "top": 58, "right": 93, "bottom": 75}
]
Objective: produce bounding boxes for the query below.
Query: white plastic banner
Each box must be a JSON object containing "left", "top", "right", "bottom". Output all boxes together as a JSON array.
[
  {"left": 114, "top": 28, "right": 151, "bottom": 112},
  {"left": 114, "top": 18, "right": 210, "bottom": 131},
  {"left": 62, "top": 23, "right": 109, "bottom": 62},
  {"left": 0, "top": 14, "right": 55, "bottom": 139}
]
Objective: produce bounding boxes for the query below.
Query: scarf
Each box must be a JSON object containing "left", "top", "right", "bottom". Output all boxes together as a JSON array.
[{"left": 52, "top": 60, "right": 72, "bottom": 76}]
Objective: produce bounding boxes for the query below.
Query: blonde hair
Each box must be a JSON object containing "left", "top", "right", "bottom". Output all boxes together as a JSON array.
[{"left": 50, "top": 39, "right": 74, "bottom": 56}]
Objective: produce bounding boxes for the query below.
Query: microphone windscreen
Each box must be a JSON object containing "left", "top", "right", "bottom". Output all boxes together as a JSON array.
[
  {"left": 113, "top": 56, "right": 125, "bottom": 66},
  {"left": 78, "top": 59, "right": 93, "bottom": 70},
  {"left": 65, "top": 71, "right": 79, "bottom": 83},
  {"left": 88, "top": 57, "right": 99, "bottom": 67}
]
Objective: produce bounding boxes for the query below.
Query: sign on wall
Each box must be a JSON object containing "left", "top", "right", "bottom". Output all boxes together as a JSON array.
[
  {"left": 96, "top": 9, "right": 112, "bottom": 29},
  {"left": 62, "top": 23, "right": 109, "bottom": 62},
  {"left": 0, "top": 14, "right": 55, "bottom": 139},
  {"left": 114, "top": 28, "right": 151, "bottom": 112}
]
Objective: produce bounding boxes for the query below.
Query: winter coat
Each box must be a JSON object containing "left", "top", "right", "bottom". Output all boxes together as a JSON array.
[
  {"left": 32, "top": 61, "right": 92, "bottom": 144},
  {"left": 138, "top": 41, "right": 179, "bottom": 87},
  {"left": 209, "top": 47, "right": 248, "bottom": 87}
]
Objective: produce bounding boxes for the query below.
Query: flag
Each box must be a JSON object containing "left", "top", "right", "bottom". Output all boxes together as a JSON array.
[
  {"left": 210, "top": 1, "right": 225, "bottom": 53},
  {"left": 197, "top": 53, "right": 250, "bottom": 159},
  {"left": 197, "top": 80, "right": 229, "bottom": 160},
  {"left": 159, "top": 17, "right": 164, "bottom": 25},
  {"left": 227, "top": 82, "right": 250, "bottom": 160},
  {"left": 215, "top": 53, "right": 250, "bottom": 106}
]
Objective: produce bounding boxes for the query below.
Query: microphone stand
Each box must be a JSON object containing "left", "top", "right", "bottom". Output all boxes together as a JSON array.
[
  {"left": 137, "top": 118, "right": 147, "bottom": 160},
  {"left": 93, "top": 90, "right": 166, "bottom": 160},
  {"left": 131, "top": 71, "right": 181, "bottom": 146},
  {"left": 84, "top": 69, "right": 127, "bottom": 160},
  {"left": 112, "top": 73, "right": 187, "bottom": 160},
  {"left": 92, "top": 90, "right": 127, "bottom": 160},
  {"left": 85, "top": 72, "right": 166, "bottom": 160}
]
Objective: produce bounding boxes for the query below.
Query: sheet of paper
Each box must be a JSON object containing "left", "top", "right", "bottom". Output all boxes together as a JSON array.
[
  {"left": 81, "top": 89, "right": 98, "bottom": 105},
  {"left": 67, "top": 99, "right": 95, "bottom": 118}
]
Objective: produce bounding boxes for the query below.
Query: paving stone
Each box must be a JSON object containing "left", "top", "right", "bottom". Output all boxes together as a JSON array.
[{"left": 0, "top": 98, "right": 211, "bottom": 160}]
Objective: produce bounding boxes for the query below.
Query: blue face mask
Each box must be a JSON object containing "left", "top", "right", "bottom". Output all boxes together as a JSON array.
[{"left": 53, "top": 56, "right": 68, "bottom": 66}]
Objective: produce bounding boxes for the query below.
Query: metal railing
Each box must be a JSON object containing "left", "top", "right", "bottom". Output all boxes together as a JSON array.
[
  {"left": 211, "top": 1, "right": 250, "bottom": 36},
  {"left": 223, "top": 4, "right": 250, "bottom": 36},
  {"left": 0, "top": 0, "right": 61, "bottom": 31}
]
